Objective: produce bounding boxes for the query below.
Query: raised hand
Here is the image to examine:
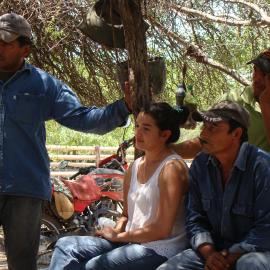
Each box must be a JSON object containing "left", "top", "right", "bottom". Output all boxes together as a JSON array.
[{"left": 123, "top": 81, "right": 132, "bottom": 112}]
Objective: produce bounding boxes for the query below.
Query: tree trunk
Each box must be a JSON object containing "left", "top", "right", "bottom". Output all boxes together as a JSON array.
[{"left": 117, "top": 0, "right": 151, "bottom": 115}]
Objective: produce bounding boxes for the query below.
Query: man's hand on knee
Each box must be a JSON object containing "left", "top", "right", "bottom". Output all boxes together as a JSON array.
[
  {"left": 223, "top": 251, "right": 242, "bottom": 270},
  {"left": 204, "top": 251, "right": 230, "bottom": 270}
]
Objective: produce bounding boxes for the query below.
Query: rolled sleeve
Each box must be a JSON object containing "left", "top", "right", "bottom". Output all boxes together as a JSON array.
[
  {"left": 191, "top": 232, "right": 214, "bottom": 250},
  {"left": 228, "top": 242, "right": 256, "bottom": 254}
]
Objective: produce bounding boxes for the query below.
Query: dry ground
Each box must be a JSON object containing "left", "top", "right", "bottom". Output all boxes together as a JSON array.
[
  {"left": 0, "top": 251, "right": 50, "bottom": 270},
  {"left": 0, "top": 235, "right": 50, "bottom": 270}
]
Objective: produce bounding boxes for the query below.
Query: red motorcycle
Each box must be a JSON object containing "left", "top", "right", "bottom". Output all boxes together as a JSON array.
[{"left": 39, "top": 138, "right": 133, "bottom": 254}]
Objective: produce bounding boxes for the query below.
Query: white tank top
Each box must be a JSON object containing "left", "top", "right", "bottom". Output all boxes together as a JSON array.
[{"left": 125, "top": 154, "right": 188, "bottom": 258}]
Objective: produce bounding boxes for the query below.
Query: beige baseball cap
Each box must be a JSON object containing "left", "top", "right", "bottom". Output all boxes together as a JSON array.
[
  {"left": 0, "top": 13, "right": 31, "bottom": 43},
  {"left": 192, "top": 100, "right": 250, "bottom": 129}
]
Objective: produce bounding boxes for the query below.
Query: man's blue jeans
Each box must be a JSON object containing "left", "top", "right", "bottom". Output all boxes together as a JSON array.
[
  {"left": 156, "top": 248, "right": 270, "bottom": 270},
  {"left": 48, "top": 235, "right": 167, "bottom": 270}
]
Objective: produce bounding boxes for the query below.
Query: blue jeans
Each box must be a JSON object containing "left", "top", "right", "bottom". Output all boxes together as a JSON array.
[
  {"left": 156, "top": 248, "right": 270, "bottom": 270},
  {"left": 48, "top": 235, "right": 167, "bottom": 270},
  {"left": 0, "top": 195, "right": 43, "bottom": 270}
]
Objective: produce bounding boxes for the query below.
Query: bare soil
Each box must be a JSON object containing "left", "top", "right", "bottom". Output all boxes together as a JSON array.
[{"left": 0, "top": 235, "right": 51, "bottom": 270}]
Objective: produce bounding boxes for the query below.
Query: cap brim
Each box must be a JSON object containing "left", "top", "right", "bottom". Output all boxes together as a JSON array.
[
  {"left": 246, "top": 59, "right": 256, "bottom": 65},
  {"left": 0, "top": 29, "right": 19, "bottom": 43},
  {"left": 192, "top": 110, "right": 224, "bottom": 123},
  {"left": 247, "top": 56, "right": 270, "bottom": 73},
  {"left": 191, "top": 111, "right": 203, "bottom": 122}
]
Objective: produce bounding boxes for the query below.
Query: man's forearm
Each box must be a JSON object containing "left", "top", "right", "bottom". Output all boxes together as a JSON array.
[
  {"left": 172, "top": 137, "right": 202, "bottom": 159},
  {"left": 260, "top": 102, "right": 270, "bottom": 147}
]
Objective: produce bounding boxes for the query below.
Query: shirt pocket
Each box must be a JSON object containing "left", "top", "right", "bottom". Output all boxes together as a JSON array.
[{"left": 15, "top": 93, "right": 45, "bottom": 124}]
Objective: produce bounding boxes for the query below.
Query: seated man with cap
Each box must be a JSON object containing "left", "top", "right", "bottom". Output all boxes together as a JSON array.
[{"left": 157, "top": 100, "right": 270, "bottom": 270}]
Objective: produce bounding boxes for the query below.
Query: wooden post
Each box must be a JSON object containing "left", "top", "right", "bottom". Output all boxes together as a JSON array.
[{"left": 95, "top": 146, "right": 100, "bottom": 167}]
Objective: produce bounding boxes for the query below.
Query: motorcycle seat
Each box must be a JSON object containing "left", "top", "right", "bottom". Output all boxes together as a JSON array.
[{"left": 63, "top": 175, "right": 101, "bottom": 202}]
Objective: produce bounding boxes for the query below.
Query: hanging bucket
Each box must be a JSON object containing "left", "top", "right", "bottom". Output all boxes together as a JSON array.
[
  {"left": 78, "top": 0, "right": 148, "bottom": 49},
  {"left": 117, "top": 57, "right": 166, "bottom": 94}
]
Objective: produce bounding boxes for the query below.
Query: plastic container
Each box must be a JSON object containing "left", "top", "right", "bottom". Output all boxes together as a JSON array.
[{"left": 98, "top": 217, "right": 116, "bottom": 229}]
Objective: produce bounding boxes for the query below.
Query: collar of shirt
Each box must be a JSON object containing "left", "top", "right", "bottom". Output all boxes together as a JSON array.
[
  {"left": 207, "top": 142, "right": 249, "bottom": 172},
  {"left": 0, "top": 61, "right": 31, "bottom": 85}
]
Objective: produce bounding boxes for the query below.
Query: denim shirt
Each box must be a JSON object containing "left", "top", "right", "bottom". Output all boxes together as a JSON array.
[
  {"left": 0, "top": 62, "right": 130, "bottom": 200},
  {"left": 186, "top": 142, "right": 270, "bottom": 253}
]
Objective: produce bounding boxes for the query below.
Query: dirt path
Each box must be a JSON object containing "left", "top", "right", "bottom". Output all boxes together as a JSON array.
[{"left": 0, "top": 241, "right": 51, "bottom": 270}]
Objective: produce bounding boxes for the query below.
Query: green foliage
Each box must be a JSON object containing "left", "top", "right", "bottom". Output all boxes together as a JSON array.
[
  {"left": 46, "top": 119, "right": 135, "bottom": 146},
  {"left": 45, "top": 21, "right": 64, "bottom": 40}
]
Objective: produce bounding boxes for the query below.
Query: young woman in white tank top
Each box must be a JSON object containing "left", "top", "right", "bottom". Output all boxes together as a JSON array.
[{"left": 48, "top": 102, "right": 190, "bottom": 270}]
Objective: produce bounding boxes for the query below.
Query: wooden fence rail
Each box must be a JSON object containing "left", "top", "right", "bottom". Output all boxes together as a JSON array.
[{"left": 47, "top": 145, "right": 135, "bottom": 177}]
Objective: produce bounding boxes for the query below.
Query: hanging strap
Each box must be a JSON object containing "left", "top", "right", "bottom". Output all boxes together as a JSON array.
[{"left": 182, "top": 61, "right": 187, "bottom": 90}]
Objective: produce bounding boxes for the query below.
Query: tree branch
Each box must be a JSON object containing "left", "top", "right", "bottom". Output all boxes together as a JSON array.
[
  {"left": 226, "top": 0, "right": 270, "bottom": 24},
  {"left": 149, "top": 16, "right": 251, "bottom": 86},
  {"left": 166, "top": 2, "right": 270, "bottom": 26}
]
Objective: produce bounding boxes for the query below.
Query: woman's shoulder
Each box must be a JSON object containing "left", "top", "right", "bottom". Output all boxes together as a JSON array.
[
  {"left": 161, "top": 156, "right": 189, "bottom": 180},
  {"left": 163, "top": 158, "right": 188, "bottom": 173},
  {"left": 163, "top": 154, "right": 188, "bottom": 170},
  {"left": 159, "top": 156, "right": 189, "bottom": 192}
]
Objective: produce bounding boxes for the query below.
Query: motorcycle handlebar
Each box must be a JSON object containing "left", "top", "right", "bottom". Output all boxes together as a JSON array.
[
  {"left": 69, "top": 166, "right": 97, "bottom": 180},
  {"left": 116, "top": 137, "right": 134, "bottom": 157}
]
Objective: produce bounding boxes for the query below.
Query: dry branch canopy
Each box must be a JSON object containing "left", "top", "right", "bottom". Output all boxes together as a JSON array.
[{"left": 0, "top": 0, "right": 269, "bottom": 108}]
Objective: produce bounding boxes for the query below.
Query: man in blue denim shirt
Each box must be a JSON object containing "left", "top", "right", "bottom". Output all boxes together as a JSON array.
[
  {"left": 0, "top": 13, "right": 131, "bottom": 270},
  {"left": 157, "top": 101, "right": 270, "bottom": 270}
]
